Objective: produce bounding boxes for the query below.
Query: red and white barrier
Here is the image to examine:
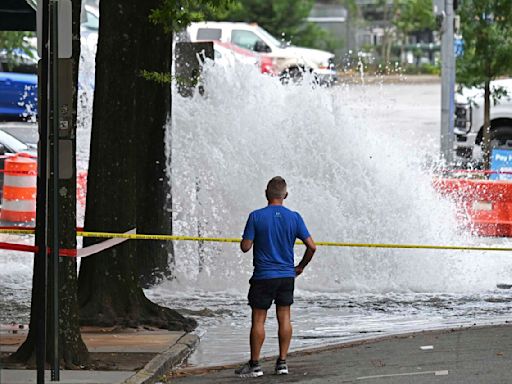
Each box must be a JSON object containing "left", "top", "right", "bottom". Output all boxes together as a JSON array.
[
  {"left": 0, "top": 228, "right": 136, "bottom": 257},
  {"left": 0, "top": 154, "right": 37, "bottom": 222}
]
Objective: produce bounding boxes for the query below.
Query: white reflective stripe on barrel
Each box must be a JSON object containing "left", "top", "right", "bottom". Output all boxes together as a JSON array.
[
  {"left": 1, "top": 199, "right": 37, "bottom": 211},
  {"left": 4, "top": 175, "right": 37, "bottom": 188}
]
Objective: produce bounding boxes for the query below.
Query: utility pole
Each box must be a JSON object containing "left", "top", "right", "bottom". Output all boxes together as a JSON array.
[
  {"left": 36, "top": 0, "right": 74, "bottom": 381},
  {"left": 435, "top": 0, "right": 456, "bottom": 165},
  {"left": 35, "top": 0, "right": 50, "bottom": 382},
  {"left": 49, "top": 1, "right": 60, "bottom": 380}
]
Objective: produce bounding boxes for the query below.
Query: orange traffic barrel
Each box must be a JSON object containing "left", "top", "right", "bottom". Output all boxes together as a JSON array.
[{"left": 0, "top": 154, "right": 37, "bottom": 222}]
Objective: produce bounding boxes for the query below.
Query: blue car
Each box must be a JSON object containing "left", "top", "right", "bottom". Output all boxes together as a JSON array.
[{"left": 0, "top": 71, "right": 37, "bottom": 121}]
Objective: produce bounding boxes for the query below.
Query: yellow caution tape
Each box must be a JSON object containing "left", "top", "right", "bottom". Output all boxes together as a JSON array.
[
  {"left": 78, "top": 231, "right": 241, "bottom": 243},
  {"left": 0, "top": 228, "right": 35, "bottom": 235},
  {"left": 77, "top": 231, "right": 512, "bottom": 252},
  {"left": 1, "top": 228, "right": 511, "bottom": 252},
  {"left": 313, "top": 241, "right": 512, "bottom": 252}
]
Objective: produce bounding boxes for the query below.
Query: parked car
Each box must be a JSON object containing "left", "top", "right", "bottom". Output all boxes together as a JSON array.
[
  {"left": 0, "top": 44, "right": 38, "bottom": 121},
  {"left": 0, "top": 128, "right": 34, "bottom": 154},
  {"left": 188, "top": 21, "right": 337, "bottom": 85},
  {"left": 0, "top": 70, "right": 37, "bottom": 121},
  {"left": 453, "top": 79, "right": 512, "bottom": 165}
]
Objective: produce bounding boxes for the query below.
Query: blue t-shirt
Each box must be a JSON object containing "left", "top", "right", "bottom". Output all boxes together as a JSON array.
[{"left": 242, "top": 205, "right": 311, "bottom": 280}]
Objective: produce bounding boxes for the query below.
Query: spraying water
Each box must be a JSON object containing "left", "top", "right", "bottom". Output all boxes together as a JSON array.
[{"left": 167, "top": 61, "right": 512, "bottom": 294}]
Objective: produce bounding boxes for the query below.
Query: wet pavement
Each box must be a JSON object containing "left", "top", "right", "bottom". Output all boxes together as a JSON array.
[
  {"left": 148, "top": 289, "right": 512, "bottom": 367},
  {"left": 170, "top": 324, "right": 512, "bottom": 383}
]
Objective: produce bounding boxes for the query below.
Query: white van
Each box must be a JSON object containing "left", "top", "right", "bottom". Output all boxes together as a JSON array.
[{"left": 187, "top": 21, "right": 337, "bottom": 84}]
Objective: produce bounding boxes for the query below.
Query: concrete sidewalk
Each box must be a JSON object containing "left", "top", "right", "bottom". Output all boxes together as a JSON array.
[
  {"left": 170, "top": 324, "right": 512, "bottom": 383},
  {"left": 0, "top": 326, "right": 198, "bottom": 384}
]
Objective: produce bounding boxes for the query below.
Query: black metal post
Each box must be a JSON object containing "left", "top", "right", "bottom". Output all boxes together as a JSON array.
[
  {"left": 49, "top": 0, "right": 60, "bottom": 380},
  {"left": 35, "top": 0, "right": 50, "bottom": 383}
]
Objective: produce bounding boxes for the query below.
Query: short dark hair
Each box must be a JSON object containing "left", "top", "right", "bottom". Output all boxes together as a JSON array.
[{"left": 266, "top": 176, "right": 287, "bottom": 199}]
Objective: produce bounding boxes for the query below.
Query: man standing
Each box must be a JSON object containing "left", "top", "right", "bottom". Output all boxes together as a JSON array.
[{"left": 235, "top": 176, "right": 317, "bottom": 378}]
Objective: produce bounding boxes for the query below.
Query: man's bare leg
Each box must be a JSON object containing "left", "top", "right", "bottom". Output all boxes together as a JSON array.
[
  {"left": 250, "top": 308, "right": 267, "bottom": 361},
  {"left": 276, "top": 305, "right": 292, "bottom": 360}
]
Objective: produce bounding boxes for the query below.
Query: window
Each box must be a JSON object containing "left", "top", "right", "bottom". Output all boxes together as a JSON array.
[
  {"left": 231, "top": 30, "right": 266, "bottom": 51},
  {"left": 197, "top": 28, "right": 222, "bottom": 41}
]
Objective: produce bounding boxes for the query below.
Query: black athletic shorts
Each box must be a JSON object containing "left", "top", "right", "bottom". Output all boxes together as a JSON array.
[{"left": 248, "top": 277, "right": 295, "bottom": 309}]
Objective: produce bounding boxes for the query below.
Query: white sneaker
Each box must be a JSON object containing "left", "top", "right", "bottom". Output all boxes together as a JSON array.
[
  {"left": 234, "top": 361, "right": 263, "bottom": 378},
  {"left": 275, "top": 359, "right": 288, "bottom": 375}
]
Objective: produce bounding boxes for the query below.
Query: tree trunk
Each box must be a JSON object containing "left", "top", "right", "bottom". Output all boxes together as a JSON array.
[
  {"left": 379, "top": 26, "right": 393, "bottom": 66},
  {"left": 483, "top": 79, "right": 491, "bottom": 170},
  {"left": 379, "top": 0, "right": 393, "bottom": 65},
  {"left": 400, "top": 32, "right": 405, "bottom": 64},
  {"left": 134, "top": 0, "right": 173, "bottom": 288},
  {"left": 10, "top": 0, "right": 89, "bottom": 367},
  {"left": 77, "top": 0, "right": 195, "bottom": 332}
]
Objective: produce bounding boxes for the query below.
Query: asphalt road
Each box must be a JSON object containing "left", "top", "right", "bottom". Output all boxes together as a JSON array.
[{"left": 171, "top": 325, "right": 512, "bottom": 383}]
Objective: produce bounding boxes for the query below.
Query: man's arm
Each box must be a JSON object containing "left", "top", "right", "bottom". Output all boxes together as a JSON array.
[
  {"left": 295, "top": 236, "right": 316, "bottom": 276},
  {"left": 241, "top": 212, "right": 254, "bottom": 253},
  {"left": 240, "top": 239, "right": 253, "bottom": 253}
]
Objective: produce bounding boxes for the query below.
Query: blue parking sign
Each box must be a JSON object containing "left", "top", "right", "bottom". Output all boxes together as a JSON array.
[
  {"left": 490, "top": 149, "right": 512, "bottom": 180},
  {"left": 454, "top": 37, "right": 464, "bottom": 57}
]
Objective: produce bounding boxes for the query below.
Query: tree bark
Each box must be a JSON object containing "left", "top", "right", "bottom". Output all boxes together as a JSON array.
[
  {"left": 77, "top": 0, "right": 195, "bottom": 332},
  {"left": 134, "top": 0, "right": 173, "bottom": 288},
  {"left": 10, "top": 0, "right": 89, "bottom": 367}
]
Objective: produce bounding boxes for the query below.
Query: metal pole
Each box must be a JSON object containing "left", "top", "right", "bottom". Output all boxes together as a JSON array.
[
  {"left": 49, "top": 0, "right": 60, "bottom": 380},
  {"left": 35, "top": 0, "right": 50, "bottom": 381},
  {"left": 440, "top": 0, "right": 455, "bottom": 164}
]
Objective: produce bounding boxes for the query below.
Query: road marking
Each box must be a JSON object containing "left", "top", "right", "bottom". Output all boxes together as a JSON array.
[
  {"left": 420, "top": 345, "right": 434, "bottom": 350},
  {"left": 357, "top": 370, "right": 449, "bottom": 380}
]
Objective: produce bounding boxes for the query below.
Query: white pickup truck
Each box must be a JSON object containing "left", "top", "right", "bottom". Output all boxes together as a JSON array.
[
  {"left": 187, "top": 21, "right": 338, "bottom": 85},
  {"left": 453, "top": 79, "right": 512, "bottom": 165}
]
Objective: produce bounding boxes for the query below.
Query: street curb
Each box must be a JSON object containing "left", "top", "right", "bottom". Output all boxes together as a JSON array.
[{"left": 122, "top": 333, "right": 199, "bottom": 384}]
